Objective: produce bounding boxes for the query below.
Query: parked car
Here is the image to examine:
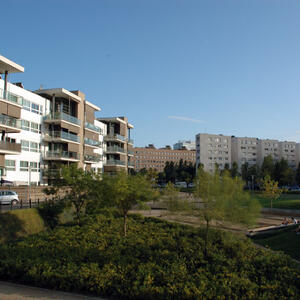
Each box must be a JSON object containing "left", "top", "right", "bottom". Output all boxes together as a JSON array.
[
  {"left": 0, "top": 190, "right": 19, "bottom": 205},
  {"left": 174, "top": 181, "right": 188, "bottom": 188},
  {"left": 289, "top": 186, "right": 300, "bottom": 192}
]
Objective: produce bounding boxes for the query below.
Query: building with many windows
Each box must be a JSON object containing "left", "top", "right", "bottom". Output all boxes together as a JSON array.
[
  {"left": 98, "top": 117, "right": 134, "bottom": 174},
  {"left": 196, "top": 133, "right": 300, "bottom": 172},
  {"left": 173, "top": 140, "right": 196, "bottom": 151},
  {"left": 0, "top": 54, "right": 131, "bottom": 185},
  {"left": 133, "top": 144, "right": 196, "bottom": 172}
]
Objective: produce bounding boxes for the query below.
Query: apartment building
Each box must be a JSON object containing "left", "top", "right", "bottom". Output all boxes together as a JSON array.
[
  {"left": 231, "top": 136, "right": 258, "bottom": 170},
  {"left": 173, "top": 140, "right": 196, "bottom": 150},
  {"left": 0, "top": 55, "right": 50, "bottom": 185},
  {"left": 196, "top": 134, "right": 231, "bottom": 172},
  {"left": 197, "top": 132, "right": 300, "bottom": 172},
  {"left": 133, "top": 144, "right": 196, "bottom": 172},
  {"left": 0, "top": 54, "right": 106, "bottom": 185},
  {"left": 278, "top": 141, "right": 297, "bottom": 169},
  {"left": 98, "top": 117, "right": 134, "bottom": 174}
]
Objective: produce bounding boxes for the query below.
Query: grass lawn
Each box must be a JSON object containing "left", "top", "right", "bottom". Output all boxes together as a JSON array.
[
  {"left": 251, "top": 225, "right": 300, "bottom": 261},
  {"left": 254, "top": 193, "right": 300, "bottom": 210}
]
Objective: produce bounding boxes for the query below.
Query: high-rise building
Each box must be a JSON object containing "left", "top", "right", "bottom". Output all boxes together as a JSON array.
[
  {"left": 196, "top": 133, "right": 231, "bottom": 172},
  {"left": 196, "top": 132, "right": 300, "bottom": 172}
]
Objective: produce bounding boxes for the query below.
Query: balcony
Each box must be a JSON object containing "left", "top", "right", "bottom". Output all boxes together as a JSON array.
[
  {"left": 85, "top": 122, "right": 102, "bottom": 133},
  {"left": 0, "top": 88, "right": 23, "bottom": 106},
  {"left": 84, "top": 137, "right": 101, "bottom": 147},
  {"left": 84, "top": 154, "right": 102, "bottom": 162},
  {"left": 104, "top": 134, "right": 126, "bottom": 142},
  {"left": 44, "top": 112, "right": 80, "bottom": 126},
  {"left": 0, "top": 141, "right": 21, "bottom": 154},
  {"left": 128, "top": 139, "right": 134, "bottom": 144},
  {"left": 105, "top": 159, "right": 126, "bottom": 166},
  {"left": 128, "top": 150, "right": 134, "bottom": 156},
  {"left": 43, "top": 131, "right": 80, "bottom": 143},
  {"left": 43, "top": 151, "right": 80, "bottom": 161},
  {"left": 128, "top": 161, "right": 134, "bottom": 168},
  {"left": 42, "top": 169, "right": 61, "bottom": 178},
  {"left": 0, "top": 114, "right": 21, "bottom": 132},
  {"left": 106, "top": 146, "right": 125, "bottom": 154}
]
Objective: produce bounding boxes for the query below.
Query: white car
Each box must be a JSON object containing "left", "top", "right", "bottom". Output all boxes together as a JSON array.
[{"left": 0, "top": 190, "right": 19, "bottom": 205}]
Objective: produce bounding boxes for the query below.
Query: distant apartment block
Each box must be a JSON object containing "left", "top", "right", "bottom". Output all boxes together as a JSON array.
[
  {"left": 173, "top": 140, "right": 196, "bottom": 151},
  {"left": 0, "top": 54, "right": 133, "bottom": 185},
  {"left": 98, "top": 117, "right": 134, "bottom": 174},
  {"left": 196, "top": 133, "right": 300, "bottom": 172},
  {"left": 133, "top": 144, "right": 196, "bottom": 172},
  {"left": 196, "top": 134, "right": 231, "bottom": 172}
]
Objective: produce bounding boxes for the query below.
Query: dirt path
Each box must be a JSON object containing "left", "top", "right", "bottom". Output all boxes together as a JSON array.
[{"left": 0, "top": 281, "right": 107, "bottom": 300}]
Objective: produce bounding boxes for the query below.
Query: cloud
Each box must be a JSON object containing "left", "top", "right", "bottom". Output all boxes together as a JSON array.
[{"left": 168, "top": 116, "right": 206, "bottom": 124}]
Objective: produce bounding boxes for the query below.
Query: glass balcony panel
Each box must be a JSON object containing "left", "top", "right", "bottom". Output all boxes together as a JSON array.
[
  {"left": 0, "top": 114, "right": 21, "bottom": 129},
  {"left": 84, "top": 137, "right": 101, "bottom": 147},
  {"left": 45, "top": 151, "right": 79, "bottom": 160},
  {"left": 84, "top": 154, "right": 102, "bottom": 162},
  {"left": 106, "top": 146, "right": 125, "bottom": 153},
  {"left": 0, "top": 141, "right": 21, "bottom": 153},
  {"left": 0, "top": 88, "right": 23, "bottom": 105},
  {"left": 44, "top": 131, "right": 80, "bottom": 143},
  {"left": 85, "top": 122, "right": 102, "bottom": 133},
  {"left": 104, "top": 134, "right": 126, "bottom": 142},
  {"left": 106, "top": 159, "right": 126, "bottom": 166},
  {"left": 44, "top": 112, "right": 80, "bottom": 125}
]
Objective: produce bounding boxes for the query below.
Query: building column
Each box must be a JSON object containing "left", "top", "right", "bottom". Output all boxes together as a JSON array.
[{"left": 4, "top": 71, "right": 8, "bottom": 98}]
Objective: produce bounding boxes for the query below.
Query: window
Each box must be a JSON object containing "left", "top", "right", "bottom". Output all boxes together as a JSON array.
[
  {"left": 31, "top": 103, "right": 40, "bottom": 114},
  {"left": 30, "top": 142, "right": 38, "bottom": 152},
  {"left": 21, "top": 140, "right": 29, "bottom": 151},
  {"left": 21, "top": 120, "right": 30, "bottom": 131},
  {"left": 31, "top": 122, "right": 39, "bottom": 133},
  {"left": 5, "top": 160, "right": 16, "bottom": 171},
  {"left": 20, "top": 161, "right": 29, "bottom": 172},
  {"left": 22, "top": 99, "right": 31, "bottom": 111},
  {"left": 30, "top": 162, "right": 38, "bottom": 172}
]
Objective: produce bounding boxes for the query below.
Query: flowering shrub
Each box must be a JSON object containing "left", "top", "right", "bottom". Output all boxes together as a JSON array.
[{"left": 0, "top": 214, "right": 299, "bottom": 299}]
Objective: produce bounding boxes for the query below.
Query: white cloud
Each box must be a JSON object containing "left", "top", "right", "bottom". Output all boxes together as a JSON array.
[{"left": 168, "top": 116, "right": 206, "bottom": 124}]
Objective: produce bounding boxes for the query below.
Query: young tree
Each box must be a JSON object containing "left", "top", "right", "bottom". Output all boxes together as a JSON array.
[
  {"left": 262, "top": 175, "right": 282, "bottom": 212},
  {"left": 106, "top": 172, "right": 155, "bottom": 236},
  {"left": 163, "top": 182, "right": 189, "bottom": 211},
  {"left": 194, "top": 169, "right": 260, "bottom": 256}
]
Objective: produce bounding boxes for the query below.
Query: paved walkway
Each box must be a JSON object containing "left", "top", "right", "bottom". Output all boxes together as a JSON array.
[{"left": 0, "top": 281, "right": 107, "bottom": 300}]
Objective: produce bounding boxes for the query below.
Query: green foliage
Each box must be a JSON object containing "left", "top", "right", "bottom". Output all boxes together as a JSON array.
[
  {"left": 262, "top": 175, "right": 282, "bottom": 210},
  {"left": 256, "top": 193, "right": 300, "bottom": 210},
  {"left": 37, "top": 199, "right": 66, "bottom": 230},
  {"left": 163, "top": 182, "right": 190, "bottom": 212},
  {"left": 261, "top": 155, "right": 275, "bottom": 179},
  {"left": 0, "top": 209, "right": 45, "bottom": 242},
  {"left": 0, "top": 215, "right": 299, "bottom": 299},
  {"left": 99, "top": 172, "right": 155, "bottom": 236},
  {"left": 194, "top": 169, "right": 261, "bottom": 255}
]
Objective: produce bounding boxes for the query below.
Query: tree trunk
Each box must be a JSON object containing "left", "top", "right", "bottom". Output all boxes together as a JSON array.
[
  {"left": 204, "top": 220, "right": 209, "bottom": 257},
  {"left": 124, "top": 213, "right": 127, "bottom": 237}
]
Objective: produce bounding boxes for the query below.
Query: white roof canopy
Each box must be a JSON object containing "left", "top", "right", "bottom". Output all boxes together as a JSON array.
[{"left": 0, "top": 55, "right": 24, "bottom": 74}]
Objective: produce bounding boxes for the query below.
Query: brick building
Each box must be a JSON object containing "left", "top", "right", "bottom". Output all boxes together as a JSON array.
[{"left": 133, "top": 144, "right": 196, "bottom": 172}]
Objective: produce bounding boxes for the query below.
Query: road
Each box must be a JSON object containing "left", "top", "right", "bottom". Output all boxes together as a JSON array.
[{"left": 0, "top": 281, "right": 107, "bottom": 300}]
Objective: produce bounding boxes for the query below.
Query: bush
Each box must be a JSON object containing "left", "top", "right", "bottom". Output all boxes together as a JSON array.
[
  {"left": 0, "top": 214, "right": 299, "bottom": 299},
  {"left": 37, "top": 199, "right": 66, "bottom": 230}
]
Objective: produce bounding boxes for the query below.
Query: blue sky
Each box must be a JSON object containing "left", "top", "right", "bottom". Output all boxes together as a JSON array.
[{"left": 2, "top": 0, "right": 300, "bottom": 147}]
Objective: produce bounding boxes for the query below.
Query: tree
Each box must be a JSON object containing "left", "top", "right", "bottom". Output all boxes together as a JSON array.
[
  {"left": 104, "top": 172, "right": 155, "bottom": 236},
  {"left": 163, "top": 182, "right": 189, "bottom": 211},
  {"left": 194, "top": 169, "right": 260, "bottom": 256},
  {"left": 274, "top": 158, "right": 294, "bottom": 186},
  {"left": 45, "top": 165, "right": 101, "bottom": 225},
  {"left": 260, "top": 155, "right": 275, "bottom": 180},
  {"left": 295, "top": 163, "right": 300, "bottom": 186},
  {"left": 262, "top": 175, "right": 282, "bottom": 212},
  {"left": 230, "top": 162, "right": 239, "bottom": 178}
]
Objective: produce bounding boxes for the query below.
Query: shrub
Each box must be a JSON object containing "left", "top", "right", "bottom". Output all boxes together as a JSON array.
[{"left": 37, "top": 199, "right": 66, "bottom": 229}]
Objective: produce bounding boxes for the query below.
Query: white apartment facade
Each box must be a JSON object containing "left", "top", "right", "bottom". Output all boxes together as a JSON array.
[
  {"left": 196, "top": 133, "right": 231, "bottom": 172},
  {"left": 196, "top": 133, "right": 300, "bottom": 172}
]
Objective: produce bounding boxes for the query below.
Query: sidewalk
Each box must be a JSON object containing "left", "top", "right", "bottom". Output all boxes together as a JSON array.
[{"left": 0, "top": 281, "right": 107, "bottom": 300}]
